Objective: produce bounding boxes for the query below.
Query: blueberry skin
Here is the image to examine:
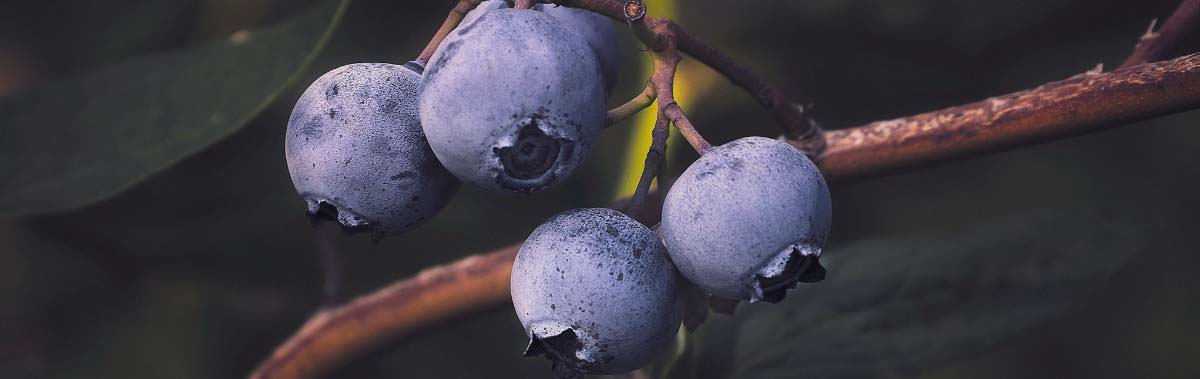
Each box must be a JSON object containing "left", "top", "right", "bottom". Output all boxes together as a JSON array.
[
  {"left": 511, "top": 208, "right": 683, "bottom": 376},
  {"left": 457, "top": 0, "right": 507, "bottom": 28},
  {"left": 459, "top": 1, "right": 620, "bottom": 93},
  {"left": 659, "top": 137, "right": 832, "bottom": 303},
  {"left": 539, "top": 4, "right": 620, "bottom": 94},
  {"left": 285, "top": 63, "right": 459, "bottom": 235},
  {"left": 421, "top": 9, "right": 606, "bottom": 193}
]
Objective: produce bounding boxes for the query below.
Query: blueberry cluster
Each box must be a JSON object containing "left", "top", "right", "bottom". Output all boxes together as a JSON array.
[
  {"left": 284, "top": 2, "right": 831, "bottom": 377},
  {"left": 285, "top": 2, "right": 617, "bottom": 236},
  {"left": 513, "top": 137, "right": 831, "bottom": 377}
]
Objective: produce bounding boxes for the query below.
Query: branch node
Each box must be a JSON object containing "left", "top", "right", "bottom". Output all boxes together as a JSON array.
[{"left": 623, "top": 0, "right": 646, "bottom": 23}]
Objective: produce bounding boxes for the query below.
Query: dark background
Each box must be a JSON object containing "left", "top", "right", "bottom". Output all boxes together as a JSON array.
[{"left": 2, "top": 0, "right": 1198, "bottom": 378}]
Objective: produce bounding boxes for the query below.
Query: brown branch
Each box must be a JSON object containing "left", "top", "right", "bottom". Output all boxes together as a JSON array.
[
  {"left": 249, "top": 246, "right": 517, "bottom": 379},
  {"left": 248, "top": 54, "right": 1200, "bottom": 379},
  {"left": 818, "top": 54, "right": 1200, "bottom": 181},
  {"left": 415, "top": 0, "right": 484, "bottom": 65},
  {"left": 1122, "top": 0, "right": 1200, "bottom": 69},
  {"left": 557, "top": 0, "right": 824, "bottom": 153},
  {"left": 670, "top": 27, "right": 825, "bottom": 153}
]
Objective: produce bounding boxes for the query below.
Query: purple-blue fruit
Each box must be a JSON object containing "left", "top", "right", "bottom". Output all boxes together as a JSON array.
[
  {"left": 420, "top": 9, "right": 606, "bottom": 193},
  {"left": 659, "top": 137, "right": 832, "bottom": 303},
  {"left": 511, "top": 208, "right": 682, "bottom": 376},
  {"left": 458, "top": 1, "right": 620, "bottom": 93},
  {"left": 539, "top": 4, "right": 619, "bottom": 94},
  {"left": 285, "top": 62, "right": 458, "bottom": 236}
]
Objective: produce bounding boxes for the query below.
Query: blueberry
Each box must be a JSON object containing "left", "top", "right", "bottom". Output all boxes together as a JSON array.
[
  {"left": 511, "top": 208, "right": 682, "bottom": 376},
  {"left": 421, "top": 9, "right": 606, "bottom": 193},
  {"left": 659, "top": 137, "right": 832, "bottom": 303},
  {"left": 537, "top": 4, "right": 620, "bottom": 94},
  {"left": 285, "top": 62, "right": 459, "bottom": 236},
  {"left": 457, "top": 0, "right": 508, "bottom": 29},
  {"left": 458, "top": 1, "right": 620, "bottom": 93}
]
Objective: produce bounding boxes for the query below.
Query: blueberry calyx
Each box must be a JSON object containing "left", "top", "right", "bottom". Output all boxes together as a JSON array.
[{"left": 753, "top": 244, "right": 827, "bottom": 303}]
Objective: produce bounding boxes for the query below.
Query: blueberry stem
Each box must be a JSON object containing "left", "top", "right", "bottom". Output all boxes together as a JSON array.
[
  {"left": 631, "top": 16, "right": 713, "bottom": 155},
  {"left": 551, "top": 0, "right": 824, "bottom": 155},
  {"left": 623, "top": 108, "right": 669, "bottom": 218},
  {"left": 606, "top": 84, "right": 657, "bottom": 127},
  {"left": 415, "top": 0, "right": 484, "bottom": 65}
]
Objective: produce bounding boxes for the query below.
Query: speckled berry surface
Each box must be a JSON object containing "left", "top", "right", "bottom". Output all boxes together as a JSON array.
[
  {"left": 660, "top": 136, "right": 832, "bottom": 302},
  {"left": 285, "top": 63, "right": 459, "bottom": 236},
  {"left": 511, "top": 208, "right": 682, "bottom": 376},
  {"left": 457, "top": 0, "right": 507, "bottom": 28},
  {"left": 538, "top": 4, "right": 620, "bottom": 94},
  {"left": 421, "top": 9, "right": 606, "bottom": 194},
  {"left": 458, "top": 1, "right": 620, "bottom": 94}
]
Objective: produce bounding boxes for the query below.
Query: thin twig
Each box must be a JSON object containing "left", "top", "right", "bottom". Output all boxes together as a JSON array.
[
  {"left": 415, "top": 0, "right": 484, "bottom": 65},
  {"left": 671, "top": 26, "right": 826, "bottom": 154},
  {"left": 643, "top": 19, "right": 712, "bottom": 154},
  {"left": 607, "top": 84, "right": 658, "bottom": 126},
  {"left": 557, "top": 0, "right": 824, "bottom": 154},
  {"left": 625, "top": 110, "right": 670, "bottom": 217},
  {"left": 247, "top": 54, "right": 1200, "bottom": 379},
  {"left": 1122, "top": 0, "right": 1200, "bottom": 68}
]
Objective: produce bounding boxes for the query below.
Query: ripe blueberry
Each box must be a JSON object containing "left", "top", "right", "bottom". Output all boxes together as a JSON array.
[
  {"left": 511, "top": 208, "right": 682, "bottom": 377},
  {"left": 285, "top": 62, "right": 459, "bottom": 236},
  {"left": 458, "top": 1, "right": 620, "bottom": 93},
  {"left": 659, "top": 137, "right": 831, "bottom": 303},
  {"left": 420, "top": 9, "right": 606, "bottom": 193}
]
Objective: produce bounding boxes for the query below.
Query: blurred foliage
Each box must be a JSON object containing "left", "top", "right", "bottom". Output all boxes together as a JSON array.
[
  {"left": 0, "top": 0, "right": 347, "bottom": 217},
  {"left": 1, "top": 0, "right": 1199, "bottom": 378}
]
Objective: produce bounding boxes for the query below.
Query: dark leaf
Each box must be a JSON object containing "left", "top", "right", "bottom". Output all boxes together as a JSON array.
[
  {"left": 0, "top": 0, "right": 350, "bottom": 217},
  {"left": 684, "top": 208, "right": 1144, "bottom": 379}
]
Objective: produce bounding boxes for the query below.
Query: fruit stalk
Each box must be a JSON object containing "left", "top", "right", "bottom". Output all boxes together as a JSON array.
[
  {"left": 415, "top": 0, "right": 484, "bottom": 65},
  {"left": 646, "top": 26, "right": 711, "bottom": 154},
  {"left": 624, "top": 110, "right": 669, "bottom": 217},
  {"left": 556, "top": 0, "right": 825, "bottom": 154},
  {"left": 606, "top": 84, "right": 657, "bottom": 126}
]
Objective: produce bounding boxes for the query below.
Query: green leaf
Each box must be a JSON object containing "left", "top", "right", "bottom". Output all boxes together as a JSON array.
[
  {"left": 683, "top": 208, "right": 1143, "bottom": 379},
  {"left": 0, "top": 0, "right": 350, "bottom": 217}
]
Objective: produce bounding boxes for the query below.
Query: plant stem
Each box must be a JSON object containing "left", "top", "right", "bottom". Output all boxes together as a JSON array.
[
  {"left": 559, "top": 0, "right": 824, "bottom": 154},
  {"left": 818, "top": 54, "right": 1200, "bottom": 181},
  {"left": 415, "top": 0, "right": 483, "bottom": 65},
  {"left": 1122, "top": 0, "right": 1200, "bottom": 68},
  {"left": 624, "top": 110, "right": 670, "bottom": 217},
  {"left": 607, "top": 84, "right": 657, "bottom": 126}
]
